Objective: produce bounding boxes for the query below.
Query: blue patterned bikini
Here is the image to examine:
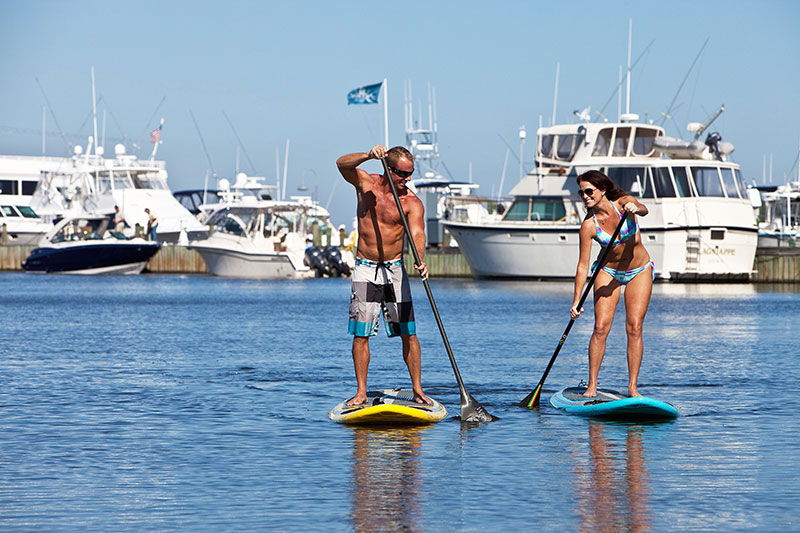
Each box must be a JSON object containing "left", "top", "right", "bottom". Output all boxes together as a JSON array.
[{"left": 591, "top": 203, "right": 655, "bottom": 285}]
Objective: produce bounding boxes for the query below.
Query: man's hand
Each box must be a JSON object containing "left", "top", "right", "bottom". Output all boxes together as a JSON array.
[
  {"left": 368, "top": 145, "right": 388, "bottom": 160},
  {"left": 415, "top": 261, "right": 429, "bottom": 280}
]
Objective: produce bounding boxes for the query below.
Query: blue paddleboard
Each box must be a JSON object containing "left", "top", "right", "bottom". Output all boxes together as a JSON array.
[{"left": 550, "top": 386, "right": 678, "bottom": 420}]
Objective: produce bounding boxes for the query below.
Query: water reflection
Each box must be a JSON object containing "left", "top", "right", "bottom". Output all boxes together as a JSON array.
[
  {"left": 571, "top": 421, "right": 651, "bottom": 532},
  {"left": 349, "top": 426, "right": 426, "bottom": 532}
]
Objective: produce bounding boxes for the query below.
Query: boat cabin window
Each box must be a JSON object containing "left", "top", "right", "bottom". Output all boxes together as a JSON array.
[
  {"left": 691, "top": 167, "right": 725, "bottom": 197},
  {"left": 0, "top": 205, "right": 20, "bottom": 217},
  {"left": 131, "top": 173, "right": 167, "bottom": 190},
  {"left": 672, "top": 167, "right": 692, "bottom": 197},
  {"left": 540, "top": 135, "right": 555, "bottom": 158},
  {"left": 114, "top": 171, "right": 134, "bottom": 190},
  {"left": 208, "top": 208, "right": 253, "bottom": 237},
  {"left": 592, "top": 128, "right": 613, "bottom": 156},
  {"left": 96, "top": 174, "right": 112, "bottom": 195},
  {"left": 632, "top": 128, "right": 658, "bottom": 156},
  {"left": 612, "top": 127, "right": 631, "bottom": 157},
  {"left": 555, "top": 133, "right": 584, "bottom": 162},
  {"left": 651, "top": 167, "right": 676, "bottom": 198},
  {"left": 503, "top": 196, "right": 566, "bottom": 222},
  {"left": 21, "top": 181, "right": 37, "bottom": 195},
  {"left": 606, "top": 167, "right": 646, "bottom": 197},
  {"left": 721, "top": 168, "right": 742, "bottom": 199},
  {"left": 52, "top": 218, "right": 110, "bottom": 243},
  {"left": 0, "top": 180, "right": 18, "bottom": 195},
  {"left": 17, "top": 206, "right": 38, "bottom": 218}
]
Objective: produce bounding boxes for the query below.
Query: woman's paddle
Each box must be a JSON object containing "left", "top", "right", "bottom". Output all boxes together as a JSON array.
[
  {"left": 519, "top": 211, "right": 630, "bottom": 409},
  {"left": 381, "top": 157, "right": 496, "bottom": 423}
]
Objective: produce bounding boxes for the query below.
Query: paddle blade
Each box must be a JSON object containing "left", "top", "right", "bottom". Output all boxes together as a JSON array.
[
  {"left": 518, "top": 384, "right": 543, "bottom": 409},
  {"left": 460, "top": 393, "right": 498, "bottom": 423}
]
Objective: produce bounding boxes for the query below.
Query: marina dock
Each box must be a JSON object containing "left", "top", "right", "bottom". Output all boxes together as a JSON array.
[{"left": 1, "top": 244, "right": 798, "bottom": 281}]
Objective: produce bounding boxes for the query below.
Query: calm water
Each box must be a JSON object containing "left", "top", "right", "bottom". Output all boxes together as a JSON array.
[{"left": 1, "top": 273, "right": 798, "bottom": 531}]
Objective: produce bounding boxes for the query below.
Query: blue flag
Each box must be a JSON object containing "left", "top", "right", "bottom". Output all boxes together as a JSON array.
[{"left": 347, "top": 82, "right": 383, "bottom": 105}]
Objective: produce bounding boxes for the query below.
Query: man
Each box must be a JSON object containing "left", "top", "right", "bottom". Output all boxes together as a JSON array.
[
  {"left": 112, "top": 205, "right": 126, "bottom": 233},
  {"left": 336, "top": 145, "right": 430, "bottom": 406},
  {"left": 144, "top": 208, "right": 158, "bottom": 242}
]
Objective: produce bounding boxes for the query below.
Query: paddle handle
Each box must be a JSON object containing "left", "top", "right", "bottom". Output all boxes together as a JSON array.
[
  {"left": 520, "top": 211, "right": 630, "bottom": 408},
  {"left": 379, "top": 158, "right": 471, "bottom": 404}
]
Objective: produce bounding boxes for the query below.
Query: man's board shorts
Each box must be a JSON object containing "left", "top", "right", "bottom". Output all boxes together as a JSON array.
[{"left": 348, "top": 257, "right": 416, "bottom": 337}]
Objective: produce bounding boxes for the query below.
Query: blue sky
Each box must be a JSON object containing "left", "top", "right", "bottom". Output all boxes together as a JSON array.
[{"left": 2, "top": 0, "right": 798, "bottom": 225}]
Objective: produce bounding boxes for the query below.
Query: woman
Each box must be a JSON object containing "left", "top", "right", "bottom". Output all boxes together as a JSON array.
[{"left": 570, "top": 170, "right": 654, "bottom": 398}]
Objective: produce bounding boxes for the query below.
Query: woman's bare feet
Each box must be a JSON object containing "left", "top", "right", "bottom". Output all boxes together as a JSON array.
[
  {"left": 582, "top": 386, "right": 597, "bottom": 398},
  {"left": 628, "top": 387, "right": 642, "bottom": 397}
]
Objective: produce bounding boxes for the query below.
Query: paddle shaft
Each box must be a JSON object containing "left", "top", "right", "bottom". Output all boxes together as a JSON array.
[
  {"left": 379, "top": 158, "right": 471, "bottom": 405},
  {"left": 520, "top": 211, "right": 630, "bottom": 408}
]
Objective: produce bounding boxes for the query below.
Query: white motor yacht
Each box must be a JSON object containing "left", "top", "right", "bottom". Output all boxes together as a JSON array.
[
  {"left": 752, "top": 181, "right": 799, "bottom": 247},
  {"left": 443, "top": 107, "right": 758, "bottom": 280}
]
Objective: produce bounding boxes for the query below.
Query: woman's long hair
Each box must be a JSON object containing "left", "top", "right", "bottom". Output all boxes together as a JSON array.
[{"left": 577, "top": 170, "right": 626, "bottom": 201}]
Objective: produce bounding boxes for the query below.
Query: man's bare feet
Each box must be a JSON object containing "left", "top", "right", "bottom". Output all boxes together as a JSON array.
[
  {"left": 412, "top": 391, "right": 432, "bottom": 405},
  {"left": 346, "top": 393, "right": 368, "bottom": 406}
]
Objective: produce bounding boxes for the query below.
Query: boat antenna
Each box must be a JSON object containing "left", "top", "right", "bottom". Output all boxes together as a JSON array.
[
  {"left": 222, "top": 110, "right": 258, "bottom": 175},
  {"left": 91, "top": 67, "right": 99, "bottom": 155},
  {"left": 41, "top": 106, "right": 46, "bottom": 154},
  {"left": 625, "top": 19, "right": 632, "bottom": 115},
  {"left": 659, "top": 38, "right": 710, "bottom": 128},
  {"left": 282, "top": 139, "right": 290, "bottom": 200},
  {"left": 551, "top": 62, "right": 560, "bottom": 126},
  {"left": 497, "top": 147, "right": 510, "bottom": 200},
  {"left": 496, "top": 133, "right": 521, "bottom": 164},
  {"left": 692, "top": 105, "right": 725, "bottom": 140},
  {"left": 595, "top": 39, "right": 655, "bottom": 120},
  {"left": 35, "top": 76, "right": 70, "bottom": 153},
  {"left": 189, "top": 109, "right": 216, "bottom": 178}
]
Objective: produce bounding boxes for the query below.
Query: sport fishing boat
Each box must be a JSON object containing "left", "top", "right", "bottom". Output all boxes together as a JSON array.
[
  {"left": 22, "top": 213, "right": 160, "bottom": 274},
  {"left": 0, "top": 155, "right": 63, "bottom": 244},
  {"left": 188, "top": 196, "right": 333, "bottom": 278},
  {"left": 752, "top": 181, "right": 799, "bottom": 247},
  {"left": 442, "top": 106, "right": 758, "bottom": 280}
]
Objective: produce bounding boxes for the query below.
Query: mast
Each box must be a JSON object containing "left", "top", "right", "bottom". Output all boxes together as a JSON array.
[
  {"left": 383, "top": 78, "right": 389, "bottom": 147},
  {"left": 41, "top": 106, "right": 46, "bottom": 154},
  {"left": 91, "top": 67, "right": 99, "bottom": 155}
]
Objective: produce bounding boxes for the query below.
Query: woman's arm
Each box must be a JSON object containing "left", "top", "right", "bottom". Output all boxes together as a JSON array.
[
  {"left": 570, "top": 220, "right": 595, "bottom": 319},
  {"left": 618, "top": 194, "right": 648, "bottom": 216}
]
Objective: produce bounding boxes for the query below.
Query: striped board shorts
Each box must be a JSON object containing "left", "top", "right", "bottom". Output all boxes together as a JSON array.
[{"left": 348, "top": 257, "right": 416, "bottom": 338}]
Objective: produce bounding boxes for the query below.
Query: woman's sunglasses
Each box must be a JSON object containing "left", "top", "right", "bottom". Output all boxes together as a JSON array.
[
  {"left": 390, "top": 167, "right": 414, "bottom": 179},
  {"left": 579, "top": 187, "right": 597, "bottom": 196}
]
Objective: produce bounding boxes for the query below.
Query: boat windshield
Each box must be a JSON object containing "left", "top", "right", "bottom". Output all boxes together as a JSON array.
[
  {"left": 632, "top": 128, "right": 658, "bottom": 156},
  {"left": 0, "top": 205, "right": 20, "bottom": 217},
  {"left": 208, "top": 208, "right": 258, "bottom": 237},
  {"left": 721, "top": 168, "right": 743, "bottom": 198},
  {"left": 503, "top": 196, "right": 566, "bottom": 221},
  {"left": 691, "top": 167, "right": 725, "bottom": 197},
  {"left": 130, "top": 171, "right": 167, "bottom": 190},
  {"left": 17, "top": 206, "right": 38, "bottom": 218},
  {"left": 52, "top": 218, "right": 111, "bottom": 243},
  {"left": 606, "top": 167, "right": 647, "bottom": 197},
  {"left": 541, "top": 133, "right": 585, "bottom": 162},
  {"left": 592, "top": 128, "right": 613, "bottom": 156}
]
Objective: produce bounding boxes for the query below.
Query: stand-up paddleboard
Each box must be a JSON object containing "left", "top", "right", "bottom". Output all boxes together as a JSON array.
[
  {"left": 550, "top": 386, "right": 678, "bottom": 420},
  {"left": 329, "top": 388, "right": 447, "bottom": 425}
]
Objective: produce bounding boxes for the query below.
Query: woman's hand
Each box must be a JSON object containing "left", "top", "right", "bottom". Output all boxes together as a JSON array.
[
  {"left": 570, "top": 304, "right": 584, "bottom": 319},
  {"left": 623, "top": 201, "right": 639, "bottom": 215}
]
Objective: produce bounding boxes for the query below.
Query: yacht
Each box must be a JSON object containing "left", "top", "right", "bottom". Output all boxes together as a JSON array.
[
  {"left": 442, "top": 107, "right": 758, "bottom": 280},
  {"left": 0, "top": 155, "right": 63, "bottom": 244},
  {"left": 189, "top": 196, "right": 333, "bottom": 278},
  {"left": 22, "top": 141, "right": 207, "bottom": 243},
  {"left": 22, "top": 214, "right": 159, "bottom": 274},
  {"left": 752, "top": 181, "right": 799, "bottom": 247}
]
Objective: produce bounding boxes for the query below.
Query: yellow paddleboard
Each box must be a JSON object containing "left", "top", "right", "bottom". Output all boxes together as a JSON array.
[{"left": 329, "top": 388, "right": 447, "bottom": 425}]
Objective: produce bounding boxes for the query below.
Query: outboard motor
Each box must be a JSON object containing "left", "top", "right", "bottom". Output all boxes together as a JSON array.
[
  {"left": 304, "top": 246, "right": 332, "bottom": 277},
  {"left": 323, "top": 246, "right": 352, "bottom": 277}
]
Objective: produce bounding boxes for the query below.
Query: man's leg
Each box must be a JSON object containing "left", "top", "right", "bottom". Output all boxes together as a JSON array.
[
  {"left": 401, "top": 334, "right": 430, "bottom": 404},
  {"left": 348, "top": 336, "right": 370, "bottom": 405}
]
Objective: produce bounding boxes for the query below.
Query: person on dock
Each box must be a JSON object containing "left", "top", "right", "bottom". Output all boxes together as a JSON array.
[
  {"left": 570, "top": 170, "right": 653, "bottom": 398},
  {"left": 336, "top": 145, "right": 430, "bottom": 406},
  {"left": 144, "top": 208, "right": 158, "bottom": 242}
]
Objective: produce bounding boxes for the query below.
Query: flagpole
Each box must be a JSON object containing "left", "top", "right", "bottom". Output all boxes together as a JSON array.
[{"left": 383, "top": 78, "right": 389, "bottom": 147}]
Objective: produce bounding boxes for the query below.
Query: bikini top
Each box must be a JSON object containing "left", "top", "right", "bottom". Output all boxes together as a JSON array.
[{"left": 593, "top": 202, "right": 638, "bottom": 248}]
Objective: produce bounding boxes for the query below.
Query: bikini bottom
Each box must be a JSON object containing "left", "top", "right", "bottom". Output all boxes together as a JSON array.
[{"left": 591, "top": 260, "right": 655, "bottom": 285}]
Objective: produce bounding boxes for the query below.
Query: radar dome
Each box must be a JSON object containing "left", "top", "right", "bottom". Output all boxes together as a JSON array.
[{"left": 114, "top": 144, "right": 126, "bottom": 156}]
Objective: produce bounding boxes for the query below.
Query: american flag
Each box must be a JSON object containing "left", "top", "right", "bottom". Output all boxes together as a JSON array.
[{"left": 150, "top": 125, "right": 162, "bottom": 144}]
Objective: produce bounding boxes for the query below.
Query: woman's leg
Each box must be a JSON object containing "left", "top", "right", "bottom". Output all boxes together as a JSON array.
[
  {"left": 623, "top": 265, "right": 653, "bottom": 397},
  {"left": 585, "top": 271, "right": 621, "bottom": 397}
]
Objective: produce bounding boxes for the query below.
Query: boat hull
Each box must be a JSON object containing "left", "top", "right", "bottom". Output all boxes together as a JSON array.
[
  {"left": 191, "top": 246, "right": 312, "bottom": 279},
  {"left": 22, "top": 242, "right": 160, "bottom": 275}
]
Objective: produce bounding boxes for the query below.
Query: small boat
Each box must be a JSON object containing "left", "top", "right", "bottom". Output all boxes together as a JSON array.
[{"left": 22, "top": 214, "right": 160, "bottom": 274}]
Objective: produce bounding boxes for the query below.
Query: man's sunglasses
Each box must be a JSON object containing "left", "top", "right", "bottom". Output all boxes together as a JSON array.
[{"left": 390, "top": 167, "right": 414, "bottom": 179}]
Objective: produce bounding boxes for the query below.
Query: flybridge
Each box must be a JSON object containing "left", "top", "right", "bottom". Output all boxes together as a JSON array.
[{"left": 536, "top": 121, "right": 666, "bottom": 166}]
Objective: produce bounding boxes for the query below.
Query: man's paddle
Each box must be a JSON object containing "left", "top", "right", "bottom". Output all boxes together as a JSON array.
[
  {"left": 380, "top": 157, "right": 496, "bottom": 423},
  {"left": 519, "top": 211, "right": 630, "bottom": 409}
]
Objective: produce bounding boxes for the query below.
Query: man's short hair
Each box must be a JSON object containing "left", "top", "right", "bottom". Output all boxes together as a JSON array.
[{"left": 386, "top": 146, "right": 414, "bottom": 167}]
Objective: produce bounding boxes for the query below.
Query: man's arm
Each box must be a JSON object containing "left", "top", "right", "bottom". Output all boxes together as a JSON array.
[
  {"left": 406, "top": 195, "right": 429, "bottom": 279},
  {"left": 336, "top": 145, "right": 387, "bottom": 187}
]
